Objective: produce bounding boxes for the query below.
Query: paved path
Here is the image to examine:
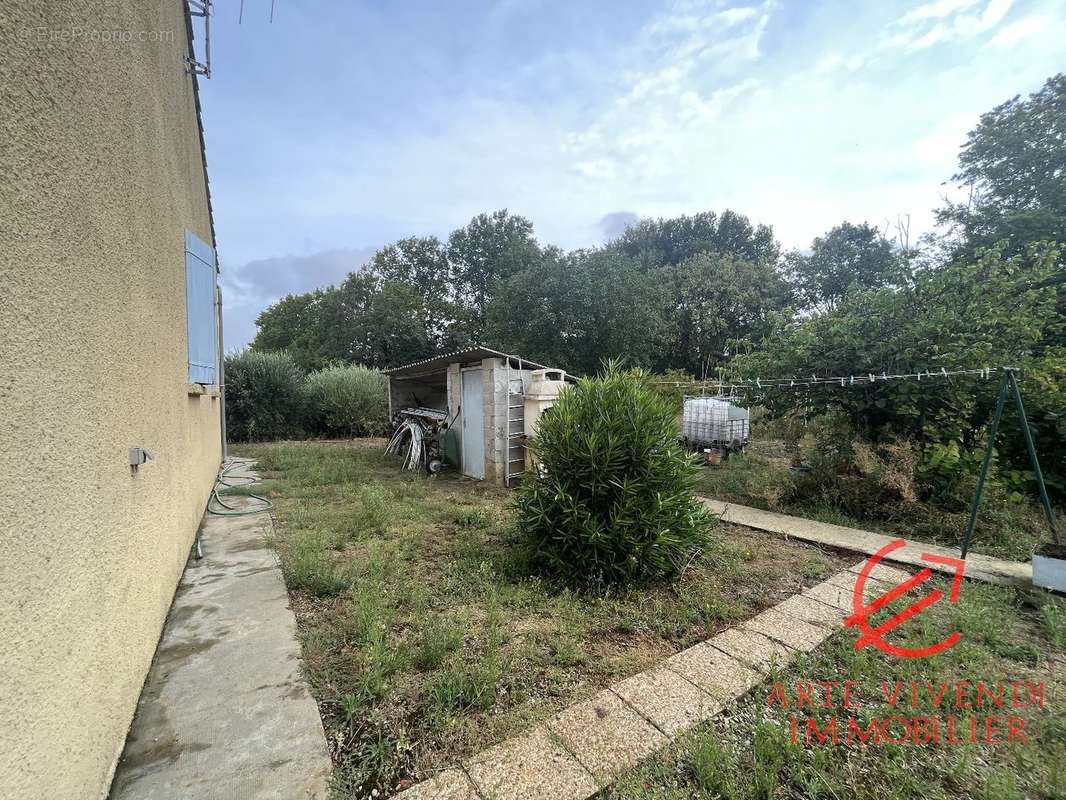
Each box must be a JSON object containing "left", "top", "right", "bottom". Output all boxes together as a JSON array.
[
  {"left": 391, "top": 560, "right": 913, "bottom": 800},
  {"left": 701, "top": 498, "right": 1032, "bottom": 588},
  {"left": 110, "top": 461, "right": 331, "bottom": 800}
]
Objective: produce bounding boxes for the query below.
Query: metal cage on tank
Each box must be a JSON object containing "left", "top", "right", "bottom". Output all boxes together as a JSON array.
[{"left": 681, "top": 396, "right": 750, "bottom": 451}]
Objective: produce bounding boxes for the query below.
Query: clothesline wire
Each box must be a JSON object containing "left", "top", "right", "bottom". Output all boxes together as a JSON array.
[{"left": 654, "top": 366, "right": 1012, "bottom": 391}]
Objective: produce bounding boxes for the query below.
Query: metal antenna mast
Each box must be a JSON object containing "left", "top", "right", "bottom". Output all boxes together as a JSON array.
[{"left": 186, "top": 0, "right": 212, "bottom": 78}]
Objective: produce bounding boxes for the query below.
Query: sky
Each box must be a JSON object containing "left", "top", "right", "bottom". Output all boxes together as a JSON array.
[{"left": 196, "top": 0, "right": 1066, "bottom": 349}]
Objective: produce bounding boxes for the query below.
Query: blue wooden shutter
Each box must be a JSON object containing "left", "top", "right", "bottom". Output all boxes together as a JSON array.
[{"left": 185, "top": 230, "right": 218, "bottom": 384}]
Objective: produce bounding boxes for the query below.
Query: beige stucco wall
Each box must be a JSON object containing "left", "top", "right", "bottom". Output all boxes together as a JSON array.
[{"left": 0, "top": 2, "right": 221, "bottom": 798}]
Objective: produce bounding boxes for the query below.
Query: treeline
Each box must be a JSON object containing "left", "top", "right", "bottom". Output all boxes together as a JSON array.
[
  {"left": 252, "top": 207, "right": 793, "bottom": 377},
  {"left": 252, "top": 74, "right": 1065, "bottom": 493},
  {"left": 252, "top": 208, "right": 919, "bottom": 379}
]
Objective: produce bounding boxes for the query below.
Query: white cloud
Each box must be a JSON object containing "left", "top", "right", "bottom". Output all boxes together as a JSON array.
[
  {"left": 814, "top": 53, "right": 867, "bottom": 74},
  {"left": 911, "top": 114, "right": 976, "bottom": 168},
  {"left": 896, "top": 0, "right": 981, "bottom": 26},
  {"left": 563, "top": 2, "right": 772, "bottom": 182},
  {"left": 645, "top": 4, "right": 758, "bottom": 35},
  {"left": 884, "top": 0, "right": 1015, "bottom": 50},
  {"left": 987, "top": 14, "right": 1052, "bottom": 46}
]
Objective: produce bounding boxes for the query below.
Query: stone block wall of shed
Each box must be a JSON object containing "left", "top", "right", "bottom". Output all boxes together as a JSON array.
[
  {"left": 479, "top": 358, "right": 534, "bottom": 486},
  {"left": 480, "top": 358, "right": 506, "bottom": 485},
  {"left": 0, "top": 2, "right": 221, "bottom": 798}
]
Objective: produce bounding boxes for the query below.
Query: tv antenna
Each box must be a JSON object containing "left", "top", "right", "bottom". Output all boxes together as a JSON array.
[
  {"left": 186, "top": 0, "right": 212, "bottom": 78},
  {"left": 239, "top": 0, "right": 278, "bottom": 23}
]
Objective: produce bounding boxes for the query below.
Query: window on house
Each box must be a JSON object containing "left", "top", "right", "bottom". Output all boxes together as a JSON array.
[{"left": 185, "top": 230, "right": 218, "bottom": 384}]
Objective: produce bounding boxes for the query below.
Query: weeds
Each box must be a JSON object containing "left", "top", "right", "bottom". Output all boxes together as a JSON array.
[
  {"left": 414, "top": 615, "right": 465, "bottom": 670},
  {"left": 549, "top": 637, "right": 583, "bottom": 667},
  {"left": 454, "top": 508, "right": 491, "bottom": 528},
  {"left": 425, "top": 656, "right": 502, "bottom": 722},
  {"left": 237, "top": 440, "right": 853, "bottom": 797},
  {"left": 689, "top": 734, "right": 737, "bottom": 798},
  {"left": 1041, "top": 597, "right": 1066, "bottom": 648},
  {"left": 698, "top": 443, "right": 1063, "bottom": 561},
  {"left": 357, "top": 485, "right": 391, "bottom": 537},
  {"left": 281, "top": 530, "right": 350, "bottom": 596}
]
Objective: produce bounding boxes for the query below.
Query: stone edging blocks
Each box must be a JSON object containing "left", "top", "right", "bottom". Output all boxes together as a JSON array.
[{"left": 391, "top": 559, "right": 913, "bottom": 800}]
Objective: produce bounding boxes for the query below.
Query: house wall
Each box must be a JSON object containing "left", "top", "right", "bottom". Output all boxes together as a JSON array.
[{"left": 0, "top": 2, "right": 221, "bottom": 798}]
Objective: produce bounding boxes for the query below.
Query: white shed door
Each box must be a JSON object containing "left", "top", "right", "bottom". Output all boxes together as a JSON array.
[{"left": 461, "top": 369, "right": 485, "bottom": 479}]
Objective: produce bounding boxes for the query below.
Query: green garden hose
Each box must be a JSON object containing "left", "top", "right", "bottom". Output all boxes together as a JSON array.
[{"left": 207, "top": 458, "right": 274, "bottom": 516}]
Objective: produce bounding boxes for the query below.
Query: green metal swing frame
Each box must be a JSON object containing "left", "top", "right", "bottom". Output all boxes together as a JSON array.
[{"left": 960, "top": 368, "right": 1060, "bottom": 558}]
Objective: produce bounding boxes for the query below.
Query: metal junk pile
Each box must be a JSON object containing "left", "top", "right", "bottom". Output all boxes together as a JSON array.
[{"left": 385, "top": 407, "right": 449, "bottom": 473}]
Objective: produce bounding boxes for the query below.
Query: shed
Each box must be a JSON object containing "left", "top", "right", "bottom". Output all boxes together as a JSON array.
[{"left": 385, "top": 347, "right": 566, "bottom": 486}]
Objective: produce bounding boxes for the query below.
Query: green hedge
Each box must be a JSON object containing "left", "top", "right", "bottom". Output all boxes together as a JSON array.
[
  {"left": 224, "top": 350, "right": 388, "bottom": 442},
  {"left": 305, "top": 364, "right": 389, "bottom": 438}
]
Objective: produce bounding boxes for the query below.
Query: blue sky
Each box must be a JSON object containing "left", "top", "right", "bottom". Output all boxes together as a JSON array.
[{"left": 197, "top": 0, "right": 1066, "bottom": 349}]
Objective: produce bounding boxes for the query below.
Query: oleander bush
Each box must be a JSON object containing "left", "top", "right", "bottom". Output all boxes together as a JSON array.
[{"left": 515, "top": 360, "right": 713, "bottom": 587}]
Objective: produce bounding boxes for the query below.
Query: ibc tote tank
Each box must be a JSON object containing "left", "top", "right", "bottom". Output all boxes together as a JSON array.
[{"left": 681, "top": 396, "right": 750, "bottom": 451}]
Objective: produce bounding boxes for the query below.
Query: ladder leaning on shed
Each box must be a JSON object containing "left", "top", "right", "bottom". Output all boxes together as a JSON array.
[{"left": 504, "top": 358, "right": 527, "bottom": 486}]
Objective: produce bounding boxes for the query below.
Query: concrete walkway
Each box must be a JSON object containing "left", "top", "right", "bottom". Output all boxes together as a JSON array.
[
  {"left": 391, "top": 560, "right": 912, "bottom": 800},
  {"left": 701, "top": 498, "right": 1032, "bottom": 588},
  {"left": 110, "top": 462, "right": 331, "bottom": 800}
]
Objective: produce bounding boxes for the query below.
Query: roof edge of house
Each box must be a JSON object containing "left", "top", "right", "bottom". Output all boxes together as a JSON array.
[{"left": 183, "top": 1, "right": 217, "bottom": 255}]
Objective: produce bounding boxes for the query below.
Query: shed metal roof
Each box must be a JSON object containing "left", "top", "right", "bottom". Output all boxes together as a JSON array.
[{"left": 385, "top": 347, "right": 555, "bottom": 378}]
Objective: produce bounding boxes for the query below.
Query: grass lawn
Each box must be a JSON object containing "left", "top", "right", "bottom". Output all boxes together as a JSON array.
[
  {"left": 232, "top": 440, "right": 849, "bottom": 798},
  {"left": 605, "top": 576, "right": 1066, "bottom": 800},
  {"left": 695, "top": 441, "right": 1064, "bottom": 562}
]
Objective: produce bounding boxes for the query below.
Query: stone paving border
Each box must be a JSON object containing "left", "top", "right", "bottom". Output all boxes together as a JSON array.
[
  {"left": 701, "top": 497, "right": 1032, "bottom": 588},
  {"left": 391, "top": 559, "right": 913, "bottom": 800}
]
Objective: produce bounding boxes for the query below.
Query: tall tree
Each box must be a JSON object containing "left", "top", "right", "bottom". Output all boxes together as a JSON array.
[
  {"left": 447, "top": 210, "right": 542, "bottom": 344},
  {"left": 252, "top": 288, "right": 337, "bottom": 372},
  {"left": 786, "top": 222, "right": 902, "bottom": 312},
  {"left": 486, "top": 247, "right": 670, "bottom": 375},
  {"left": 938, "top": 73, "right": 1066, "bottom": 259},
  {"left": 370, "top": 236, "right": 457, "bottom": 353},
  {"left": 611, "top": 209, "right": 779, "bottom": 268},
  {"left": 669, "top": 252, "right": 790, "bottom": 377}
]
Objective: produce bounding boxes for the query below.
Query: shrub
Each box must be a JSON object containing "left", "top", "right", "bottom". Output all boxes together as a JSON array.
[
  {"left": 305, "top": 364, "right": 389, "bottom": 438},
  {"left": 514, "top": 360, "right": 713, "bottom": 587},
  {"left": 224, "top": 350, "right": 306, "bottom": 441}
]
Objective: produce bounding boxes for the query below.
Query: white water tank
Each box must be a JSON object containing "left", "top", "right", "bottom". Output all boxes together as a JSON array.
[
  {"left": 681, "top": 396, "right": 750, "bottom": 450},
  {"left": 524, "top": 369, "right": 567, "bottom": 468}
]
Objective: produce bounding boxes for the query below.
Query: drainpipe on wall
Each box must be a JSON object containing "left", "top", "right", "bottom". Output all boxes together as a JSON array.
[{"left": 216, "top": 284, "right": 227, "bottom": 462}]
